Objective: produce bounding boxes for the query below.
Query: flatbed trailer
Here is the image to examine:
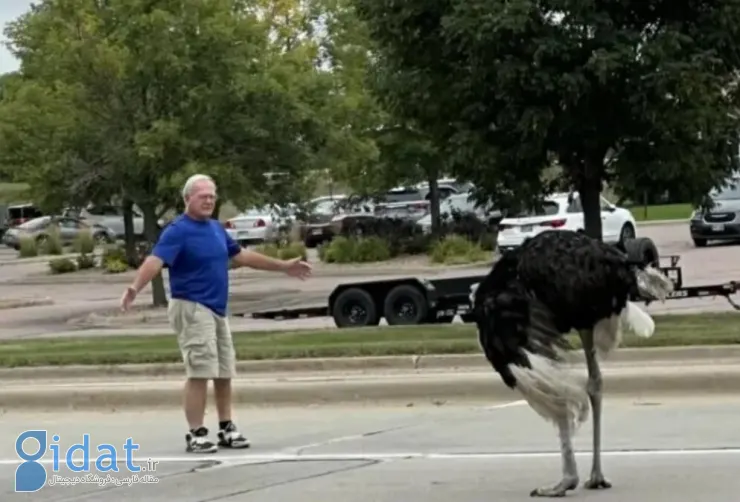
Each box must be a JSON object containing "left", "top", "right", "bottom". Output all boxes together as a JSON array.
[{"left": 249, "top": 237, "right": 740, "bottom": 328}]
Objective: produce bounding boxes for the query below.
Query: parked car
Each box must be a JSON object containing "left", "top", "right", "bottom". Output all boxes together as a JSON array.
[
  {"left": 689, "top": 177, "right": 740, "bottom": 247},
  {"left": 417, "top": 192, "right": 501, "bottom": 233},
  {"left": 2, "top": 215, "right": 117, "bottom": 250},
  {"left": 496, "top": 192, "right": 637, "bottom": 251},
  {"left": 224, "top": 205, "right": 296, "bottom": 246},
  {"left": 302, "top": 198, "right": 376, "bottom": 248},
  {"left": 61, "top": 204, "right": 160, "bottom": 240}
]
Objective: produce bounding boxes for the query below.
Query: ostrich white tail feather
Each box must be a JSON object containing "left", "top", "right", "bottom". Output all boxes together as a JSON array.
[
  {"left": 621, "top": 300, "right": 655, "bottom": 338},
  {"left": 509, "top": 350, "right": 590, "bottom": 429}
]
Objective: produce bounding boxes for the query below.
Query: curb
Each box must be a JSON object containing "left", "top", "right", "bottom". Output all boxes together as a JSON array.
[
  {"left": 2, "top": 345, "right": 739, "bottom": 380},
  {"left": 0, "top": 297, "right": 54, "bottom": 310},
  {"left": 2, "top": 363, "right": 738, "bottom": 410}
]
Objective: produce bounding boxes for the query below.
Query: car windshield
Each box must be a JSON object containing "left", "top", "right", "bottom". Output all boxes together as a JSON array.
[{"left": 711, "top": 180, "right": 740, "bottom": 200}]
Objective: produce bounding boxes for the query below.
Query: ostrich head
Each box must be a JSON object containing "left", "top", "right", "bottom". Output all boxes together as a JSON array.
[{"left": 635, "top": 265, "right": 674, "bottom": 302}]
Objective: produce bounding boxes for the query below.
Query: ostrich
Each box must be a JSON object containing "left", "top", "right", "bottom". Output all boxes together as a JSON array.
[{"left": 469, "top": 229, "right": 674, "bottom": 497}]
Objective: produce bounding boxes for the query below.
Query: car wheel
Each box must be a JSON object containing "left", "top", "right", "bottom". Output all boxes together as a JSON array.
[{"left": 692, "top": 238, "right": 707, "bottom": 247}]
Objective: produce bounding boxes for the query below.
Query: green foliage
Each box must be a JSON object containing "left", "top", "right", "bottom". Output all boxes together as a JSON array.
[
  {"left": 38, "top": 228, "right": 63, "bottom": 255},
  {"left": 73, "top": 230, "right": 95, "bottom": 254},
  {"left": 353, "top": 0, "right": 740, "bottom": 239},
  {"left": 76, "top": 253, "right": 96, "bottom": 270},
  {"left": 429, "top": 235, "right": 489, "bottom": 265},
  {"left": 254, "top": 242, "right": 308, "bottom": 261},
  {"left": 17, "top": 236, "right": 37, "bottom": 258},
  {"left": 101, "top": 244, "right": 128, "bottom": 269},
  {"left": 48, "top": 257, "right": 76, "bottom": 274},
  {"left": 320, "top": 236, "right": 391, "bottom": 263},
  {"left": 105, "top": 258, "right": 129, "bottom": 274}
]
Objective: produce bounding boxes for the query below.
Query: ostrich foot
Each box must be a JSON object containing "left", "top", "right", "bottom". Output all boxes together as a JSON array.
[
  {"left": 584, "top": 473, "right": 612, "bottom": 490},
  {"left": 530, "top": 476, "right": 579, "bottom": 497}
]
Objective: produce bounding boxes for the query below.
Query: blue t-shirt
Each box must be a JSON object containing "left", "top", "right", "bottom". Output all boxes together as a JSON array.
[{"left": 152, "top": 214, "right": 241, "bottom": 317}]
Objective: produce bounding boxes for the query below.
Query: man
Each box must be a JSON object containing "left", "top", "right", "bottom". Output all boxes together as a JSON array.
[{"left": 120, "top": 174, "right": 311, "bottom": 453}]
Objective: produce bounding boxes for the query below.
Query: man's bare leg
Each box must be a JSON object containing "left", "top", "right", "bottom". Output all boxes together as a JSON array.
[
  {"left": 184, "top": 378, "right": 208, "bottom": 429},
  {"left": 213, "top": 378, "right": 232, "bottom": 422}
]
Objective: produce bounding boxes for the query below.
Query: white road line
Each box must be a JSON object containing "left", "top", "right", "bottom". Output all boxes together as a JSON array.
[{"left": 0, "top": 448, "right": 738, "bottom": 465}]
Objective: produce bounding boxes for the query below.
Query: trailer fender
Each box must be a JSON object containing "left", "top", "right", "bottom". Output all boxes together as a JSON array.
[{"left": 383, "top": 284, "right": 429, "bottom": 325}]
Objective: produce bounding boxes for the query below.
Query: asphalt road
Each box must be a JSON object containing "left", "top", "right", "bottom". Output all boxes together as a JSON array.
[
  {"left": 3, "top": 221, "right": 740, "bottom": 339},
  {"left": 0, "top": 393, "right": 739, "bottom": 501}
]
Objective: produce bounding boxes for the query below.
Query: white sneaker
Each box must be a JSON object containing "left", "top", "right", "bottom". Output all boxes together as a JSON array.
[{"left": 185, "top": 426, "right": 218, "bottom": 453}]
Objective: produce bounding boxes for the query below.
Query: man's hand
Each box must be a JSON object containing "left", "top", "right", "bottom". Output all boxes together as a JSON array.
[
  {"left": 120, "top": 286, "right": 137, "bottom": 312},
  {"left": 283, "top": 257, "right": 312, "bottom": 280}
]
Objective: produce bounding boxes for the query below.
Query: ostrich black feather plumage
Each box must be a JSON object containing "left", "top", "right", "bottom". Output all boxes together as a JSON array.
[{"left": 470, "top": 230, "right": 673, "bottom": 497}]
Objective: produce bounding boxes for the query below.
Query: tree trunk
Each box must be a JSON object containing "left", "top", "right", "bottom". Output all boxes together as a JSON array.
[
  {"left": 212, "top": 198, "right": 223, "bottom": 221},
  {"left": 578, "top": 157, "right": 604, "bottom": 240},
  {"left": 122, "top": 197, "right": 137, "bottom": 266},
  {"left": 141, "top": 202, "right": 168, "bottom": 307},
  {"left": 427, "top": 170, "right": 441, "bottom": 236}
]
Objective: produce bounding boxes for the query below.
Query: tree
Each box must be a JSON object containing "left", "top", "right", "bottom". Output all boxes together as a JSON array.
[
  {"left": 0, "top": 0, "right": 351, "bottom": 305},
  {"left": 315, "top": 0, "right": 454, "bottom": 233},
  {"left": 353, "top": 0, "right": 740, "bottom": 239}
]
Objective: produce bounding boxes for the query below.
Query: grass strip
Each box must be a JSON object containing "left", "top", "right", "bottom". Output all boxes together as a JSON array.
[
  {"left": 628, "top": 203, "right": 692, "bottom": 221},
  {"left": 0, "top": 313, "right": 738, "bottom": 368}
]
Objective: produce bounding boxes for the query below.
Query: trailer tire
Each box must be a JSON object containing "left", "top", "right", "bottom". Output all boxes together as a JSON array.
[
  {"left": 623, "top": 237, "right": 659, "bottom": 267},
  {"left": 332, "top": 287, "right": 379, "bottom": 327},
  {"left": 383, "top": 284, "right": 429, "bottom": 325}
]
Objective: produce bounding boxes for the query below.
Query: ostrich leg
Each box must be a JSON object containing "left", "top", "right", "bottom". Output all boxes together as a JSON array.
[
  {"left": 579, "top": 329, "right": 612, "bottom": 490},
  {"left": 530, "top": 418, "right": 579, "bottom": 497}
]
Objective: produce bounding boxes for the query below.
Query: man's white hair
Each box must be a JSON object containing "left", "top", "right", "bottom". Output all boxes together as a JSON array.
[{"left": 182, "top": 174, "right": 215, "bottom": 198}]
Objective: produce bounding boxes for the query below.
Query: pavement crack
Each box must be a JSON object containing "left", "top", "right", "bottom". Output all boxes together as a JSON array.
[
  {"left": 36, "top": 461, "right": 224, "bottom": 502},
  {"left": 195, "top": 459, "right": 381, "bottom": 502}
]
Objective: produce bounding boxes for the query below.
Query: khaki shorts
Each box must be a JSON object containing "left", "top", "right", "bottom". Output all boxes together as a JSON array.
[{"left": 167, "top": 299, "right": 236, "bottom": 379}]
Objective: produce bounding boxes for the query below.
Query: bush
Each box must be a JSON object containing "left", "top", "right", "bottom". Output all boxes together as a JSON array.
[
  {"left": 105, "top": 257, "right": 129, "bottom": 274},
  {"left": 320, "top": 236, "right": 391, "bottom": 263},
  {"left": 255, "top": 241, "right": 307, "bottom": 261},
  {"left": 48, "top": 257, "right": 77, "bottom": 274},
  {"left": 73, "top": 230, "right": 96, "bottom": 254},
  {"left": 39, "top": 227, "right": 64, "bottom": 255},
  {"left": 429, "top": 235, "right": 490, "bottom": 265},
  {"left": 101, "top": 244, "right": 128, "bottom": 269},
  {"left": 77, "top": 253, "right": 96, "bottom": 270},
  {"left": 438, "top": 210, "right": 499, "bottom": 251},
  {"left": 17, "top": 236, "right": 38, "bottom": 258},
  {"left": 339, "top": 216, "right": 432, "bottom": 257}
]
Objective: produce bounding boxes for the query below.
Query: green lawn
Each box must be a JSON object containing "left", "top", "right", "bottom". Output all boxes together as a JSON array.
[
  {"left": 628, "top": 203, "right": 693, "bottom": 222},
  {"left": 0, "top": 312, "right": 738, "bottom": 367}
]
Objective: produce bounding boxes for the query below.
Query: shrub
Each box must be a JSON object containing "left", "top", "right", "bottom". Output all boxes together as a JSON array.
[
  {"left": 77, "top": 253, "right": 96, "bottom": 270},
  {"left": 73, "top": 230, "right": 95, "bottom": 254},
  {"left": 39, "top": 227, "right": 64, "bottom": 255},
  {"left": 255, "top": 241, "right": 307, "bottom": 261},
  {"left": 429, "top": 234, "right": 490, "bottom": 265},
  {"left": 105, "top": 257, "right": 129, "bottom": 274},
  {"left": 320, "top": 236, "right": 391, "bottom": 263},
  {"left": 101, "top": 244, "right": 127, "bottom": 269},
  {"left": 48, "top": 257, "right": 77, "bottom": 274},
  {"left": 338, "top": 216, "right": 431, "bottom": 257},
  {"left": 17, "top": 236, "right": 38, "bottom": 258},
  {"left": 438, "top": 210, "right": 499, "bottom": 251}
]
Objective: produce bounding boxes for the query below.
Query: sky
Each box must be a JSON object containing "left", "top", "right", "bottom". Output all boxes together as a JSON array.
[{"left": 0, "top": 1, "right": 33, "bottom": 74}]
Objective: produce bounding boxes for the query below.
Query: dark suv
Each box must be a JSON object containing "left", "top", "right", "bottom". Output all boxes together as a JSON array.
[{"left": 690, "top": 179, "right": 740, "bottom": 247}]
